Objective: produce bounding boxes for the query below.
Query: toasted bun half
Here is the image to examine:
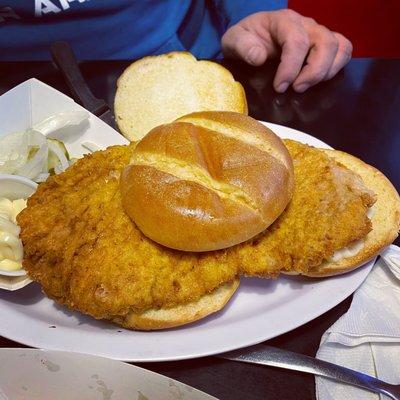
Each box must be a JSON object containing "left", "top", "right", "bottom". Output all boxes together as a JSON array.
[
  {"left": 120, "top": 111, "right": 294, "bottom": 252},
  {"left": 111, "top": 279, "right": 239, "bottom": 330},
  {"left": 306, "top": 149, "right": 400, "bottom": 277},
  {"left": 114, "top": 52, "right": 248, "bottom": 141}
]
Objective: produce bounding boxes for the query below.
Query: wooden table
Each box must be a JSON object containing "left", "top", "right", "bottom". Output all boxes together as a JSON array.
[{"left": 1, "top": 58, "right": 399, "bottom": 400}]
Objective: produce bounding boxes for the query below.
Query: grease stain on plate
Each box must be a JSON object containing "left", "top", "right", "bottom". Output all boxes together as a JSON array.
[
  {"left": 169, "top": 380, "right": 184, "bottom": 399},
  {"left": 91, "top": 374, "right": 114, "bottom": 400},
  {"left": 41, "top": 358, "right": 60, "bottom": 372},
  {"left": 34, "top": 354, "right": 61, "bottom": 372},
  {"left": 137, "top": 391, "right": 149, "bottom": 400}
]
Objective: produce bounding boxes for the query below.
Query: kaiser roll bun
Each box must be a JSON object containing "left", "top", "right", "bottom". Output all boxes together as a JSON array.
[
  {"left": 120, "top": 111, "right": 294, "bottom": 252},
  {"left": 114, "top": 52, "right": 247, "bottom": 141}
]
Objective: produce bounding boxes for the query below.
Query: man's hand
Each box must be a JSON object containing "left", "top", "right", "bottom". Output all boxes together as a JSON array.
[{"left": 221, "top": 9, "right": 352, "bottom": 93}]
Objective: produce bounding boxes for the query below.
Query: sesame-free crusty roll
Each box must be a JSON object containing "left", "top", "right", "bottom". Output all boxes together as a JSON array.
[
  {"left": 114, "top": 52, "right": 248, "bottom": 141},
  {"left": 120, "top": 111, "right": 294, "bottom": 252}
]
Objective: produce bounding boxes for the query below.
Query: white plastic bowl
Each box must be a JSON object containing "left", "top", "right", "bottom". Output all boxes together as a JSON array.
[{"left": 0, "top": 174, "right": 37, "bottom": 279}]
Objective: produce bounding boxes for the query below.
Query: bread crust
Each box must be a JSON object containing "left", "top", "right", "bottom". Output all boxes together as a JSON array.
[
  {"left": 111, "top": 279, "right": 239, "bottom": 330},
  {"left": 306, "top": 149, "right": 400, "bottom": 277},
  {"left": 114, "top": 52, "right": 248, "bottom": 141},
  {"left": 120, "top": 112, "right": 294, "bottom": 252}
]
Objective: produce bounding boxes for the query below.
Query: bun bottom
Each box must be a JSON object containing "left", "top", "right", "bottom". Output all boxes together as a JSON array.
[
  {"left": 111, "top": 279, "right": 239, "bottom": 330},
  {"left": 305, "top": 149, "right": 400, "bottom": 277}
]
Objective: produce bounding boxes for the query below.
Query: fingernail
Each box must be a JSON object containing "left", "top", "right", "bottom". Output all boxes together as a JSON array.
[
  {"left": 276, "top": 82, "right": 289, "bottom": 93},
  {"left": 294, "top": 84, "right": 308, "bottom": 93},
  {"left": 246, "top": 46, "right": 262, "bottom": 65}
]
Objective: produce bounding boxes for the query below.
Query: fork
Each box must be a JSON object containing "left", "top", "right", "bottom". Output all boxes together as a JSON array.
[{"left": 219, "top": 344, "right": 400, "bottom": 400}]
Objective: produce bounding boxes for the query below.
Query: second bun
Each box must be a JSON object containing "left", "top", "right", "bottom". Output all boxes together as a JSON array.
[{"left": 120, "top": 111, "right": 294, "bottom": 252}]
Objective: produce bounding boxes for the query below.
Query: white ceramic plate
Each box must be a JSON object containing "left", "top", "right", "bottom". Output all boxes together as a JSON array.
[
  {"left": 0, "top": 112, "right": 374, "bottom": 362},
  {"left": 0, "top": 348, "right": 216, "bottom": 399}
]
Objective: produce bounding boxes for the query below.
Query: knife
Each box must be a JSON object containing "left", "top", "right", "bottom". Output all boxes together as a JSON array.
[
  {"left": 219, "top": 344, "right": 400, "bottom": 400},
  {"left": 50, "top": 41, "right": 115, "bottom": 128}
]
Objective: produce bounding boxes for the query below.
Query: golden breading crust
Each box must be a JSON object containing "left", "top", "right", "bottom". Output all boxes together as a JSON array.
[
  {"left": 114, "top": 279, "right": 240, "bottom": 330},
  {"left": 306, "top": 149, "right": 400, "bottom": 276},
  {"left": 18, "top": 140, "right": 374, "bottom": 321},
  {"left": 242, "top": 139, "right": 375, "bottom": 275},
  {"left": 19, "top": 144, "right": 243, "bottom": 320}
]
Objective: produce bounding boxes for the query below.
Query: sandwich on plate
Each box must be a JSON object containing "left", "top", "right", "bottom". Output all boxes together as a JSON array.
[{"left": 15, "top": 53, "right": 400, "bottom": 330}]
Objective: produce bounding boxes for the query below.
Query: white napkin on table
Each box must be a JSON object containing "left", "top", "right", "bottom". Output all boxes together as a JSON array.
[{"left": 316, "top": 245, "right": 400, "bottom": 400}]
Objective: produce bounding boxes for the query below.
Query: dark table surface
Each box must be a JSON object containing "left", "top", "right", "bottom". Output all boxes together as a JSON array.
[{"left": 0, "top": 58, "right": 399, "bottom": 400}]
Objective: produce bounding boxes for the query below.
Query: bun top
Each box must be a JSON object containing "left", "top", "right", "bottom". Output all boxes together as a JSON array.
[
  {"left": 120, "top": 111, "right": 294, "bottom": 252},
  {"left": 114, "top": 52, "right": 247, "bottom": 141}
]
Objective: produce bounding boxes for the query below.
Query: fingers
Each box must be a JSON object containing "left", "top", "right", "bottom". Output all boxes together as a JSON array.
[
  {"left": 292, "top": 26, "right": 339, "bottom": 92},
  {"left": 273, "top": 31, "right": 310, "bottom": 92},
  {"left": 220, "top": 9, "right": 353, "bottom": 93},
  {"left": 292, "top": 28, "right": 353, "bottom": 92},
  {"left": 324, "top": 32, "right": 353, "bottom": 80},
  {"left": 221, "top": 24, "right": 268, "bottom": 66},
  {"left": 272, "top": 10, "right": 310, "bottom": 92},
  {"left": 270, "top": 10, "right": 352, "bottom": 93}
]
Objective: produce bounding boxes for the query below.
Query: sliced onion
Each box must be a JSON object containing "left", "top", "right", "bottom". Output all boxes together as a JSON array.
[
  {"left": 33, "top": 110, "right": 89, "bottom": 137},
  {"left": 81, "top": 141, "right": 102, "bottom": 153},
  {"left": 35, "top": 172, "right": 50, "bottom": 182},
  {"left": 0, "top": 131, "right": 29, "bottom": 174},
  {"left": 1, "top": 111, "right": 89, "bottom": 181},
  {"left": 16, "top": 141, "right": 48, "bottom": 180},
  {"left": 27, "top": 129, "right": 47, "bottom": 147},
  {"left": 48, "top": 139, "right": 69, "bottom": 173}
]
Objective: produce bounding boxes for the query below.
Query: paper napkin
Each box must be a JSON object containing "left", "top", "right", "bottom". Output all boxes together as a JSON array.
[{"left": 316, "top": 245, "right": 400, "bottom": 400}]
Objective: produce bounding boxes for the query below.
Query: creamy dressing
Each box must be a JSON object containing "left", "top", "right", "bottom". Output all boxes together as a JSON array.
[{"left": 0, "top": 197, "right": 27, "bottom": 271}]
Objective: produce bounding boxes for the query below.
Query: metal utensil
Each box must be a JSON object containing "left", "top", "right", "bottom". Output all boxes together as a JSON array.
[
  {"left": 220, "top": 344, "right": 400, "bottom": 400},
  {"left": 50, "top": 41, "right": 115, "bottom": 128}
]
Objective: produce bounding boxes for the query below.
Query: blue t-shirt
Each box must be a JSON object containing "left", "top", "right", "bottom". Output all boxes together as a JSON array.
[{"left": 0, "top": 1, "right": 286, "bottom": 60}]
